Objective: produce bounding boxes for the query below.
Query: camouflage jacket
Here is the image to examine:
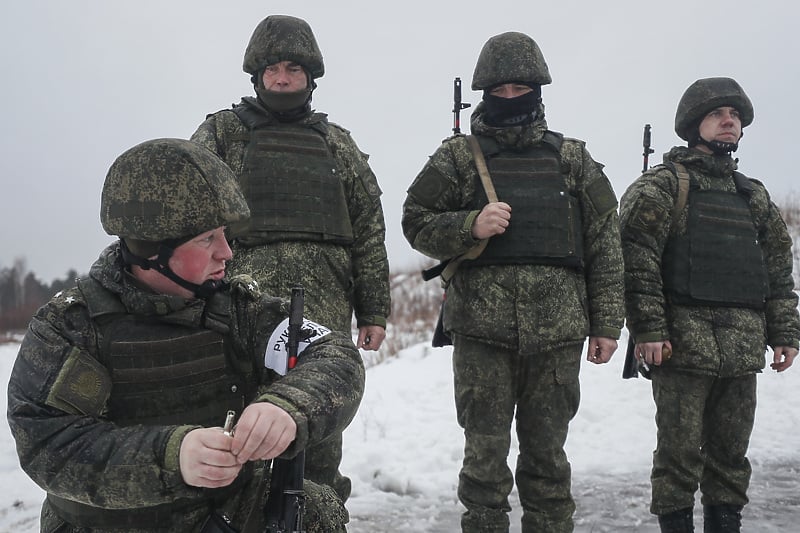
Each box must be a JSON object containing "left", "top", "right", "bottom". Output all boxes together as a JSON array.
[
  {"left": 619, "top": 146, "right": 800, "bottom": 376},
  {"left": 6, "top": 243, "right": 364, "bottom": 532},
  {"left": 191, "top": 97, "right": 390, "bottom": 333},
  {"left": 402, "top": 108, "right": 625, "bottom": 352}
]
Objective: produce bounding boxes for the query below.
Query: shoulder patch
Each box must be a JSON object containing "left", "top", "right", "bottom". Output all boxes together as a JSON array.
[
  {"left": 585, "top": 176, "right": 618, "bottom": 216},
  {"left": 628, "top": 198, "right": 669, "bottom": 233},
  {"left": 407, "top": 162, "right": 451, "bottom": 209},
  {"left": 46, "top": 346, "right": 111, "bottom": 416}
]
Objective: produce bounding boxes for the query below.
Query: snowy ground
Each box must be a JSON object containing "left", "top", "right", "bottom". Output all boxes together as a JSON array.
[{"left": 2, "top": 331, "right": 798, "bottom": 532}]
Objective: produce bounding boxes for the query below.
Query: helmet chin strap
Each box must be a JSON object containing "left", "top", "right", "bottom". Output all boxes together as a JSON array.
[
  {"left": 696, "top": 137, "right": 739, "bottom": 155},
  {"left": 120, "top": 240, "right": 227, "bottom": 298}
]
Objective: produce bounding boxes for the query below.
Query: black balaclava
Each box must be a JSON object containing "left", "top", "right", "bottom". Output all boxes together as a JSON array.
[
  {"left": 121, "top": 239, "right": 227, "bottom": 299},
  {"left": 482, "top": 83, "right": 542, "bottom": 127},
  {"left": 252, "top": 69, "right": 314, "bottom": 122}
]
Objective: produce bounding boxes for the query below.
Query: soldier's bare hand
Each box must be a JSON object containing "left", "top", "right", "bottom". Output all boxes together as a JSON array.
[
  {"left": 770, "top": 346, "right": 797, "bottom": 372},
  {"left": 586, "top": 336, "right": 618, "bottom": 364},
  {"left": 358, "top": 324, "right": 386, "bottom": 351},
  {"left": 637, "top": 340, "right": 672, "bottom": 367},
  {"left": 179, "top": 427, "right": 241, "bottom": 488},
  {"left": 230, "top": 402, "right": 297, "bottom": 464},
  {"left": 472, "top": 202, "right": 511, "bottom": 239}
]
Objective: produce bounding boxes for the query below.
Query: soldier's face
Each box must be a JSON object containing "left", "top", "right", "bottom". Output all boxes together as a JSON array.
[
  {"left": 262, "top": 61, "right": 308, "bottom": 92},
  {"left": 699, "top": 106, "right": 742, "bottom": 145},
  {"left": 488, "top": 83, "right": 534, "bottom": 99},
  {"left": 169, "top": 227, "right": 232, "bottom": 290}
]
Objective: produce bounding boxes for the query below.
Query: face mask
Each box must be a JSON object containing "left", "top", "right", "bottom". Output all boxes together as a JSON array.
[
  {"left": 483, "top": 89, "right": 541, "bottom": 127},
  {"left": 255, "top": 86, "right": 313, "bottom": 113}
]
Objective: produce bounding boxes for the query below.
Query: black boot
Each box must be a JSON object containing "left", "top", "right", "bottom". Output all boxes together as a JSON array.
[
  {"left": 658, "top": 508, "right": 695, "bottom": 532},
  {"left": 703, "top": 504, "right": 742, "bottom": 532}
]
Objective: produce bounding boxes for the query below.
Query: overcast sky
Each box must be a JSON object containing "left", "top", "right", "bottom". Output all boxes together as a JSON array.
[{"left": 2, "top": 1, "right": 798, "bottom": 283}]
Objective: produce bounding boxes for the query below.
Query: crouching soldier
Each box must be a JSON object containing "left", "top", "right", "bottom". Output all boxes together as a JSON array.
[{"left": 7, "top": 138, "right": 364, "bottom": 532}]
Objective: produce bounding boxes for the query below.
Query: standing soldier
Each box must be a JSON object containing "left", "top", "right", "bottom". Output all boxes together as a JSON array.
[
  {"left": 619, "top": 77, "right": 799, "bottom": 532},
  {"left": 7, "top": 138, "right": 364, "bottom": 532},
  {"left": 191, "top": 14, "right": 391, "bottom": 502},
  {"left": 402, "top": 32, "right": 625, "bottom": 533}
]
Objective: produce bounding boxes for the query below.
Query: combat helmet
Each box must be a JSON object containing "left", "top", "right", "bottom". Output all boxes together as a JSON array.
[
  {"left": 101, "top": 138, "right": 250, "bottom": 296},
  {"left": 102, "top": 138, "right": 249, "bottom": 243},
  {"left": 471, "top": 32, "right": 552, "bottom": 90},
  {"left": 674, "top": 77, "right": 754, "bottom": 142},
  {"left": 242, "top": 15, "right": 325, "bottom": 79}
]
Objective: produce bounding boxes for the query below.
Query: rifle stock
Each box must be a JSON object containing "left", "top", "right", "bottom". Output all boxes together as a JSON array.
[{"left": 265, "top": 287, "right": 306, "bottom": 533}]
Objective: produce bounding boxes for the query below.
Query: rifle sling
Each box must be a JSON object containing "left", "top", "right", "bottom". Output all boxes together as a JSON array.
[
  {"left": 671, "top": 162, "right": 690, "bottom": 233},
  {"left": 439, "top": 135, "right": 498, "bottom": 285}
]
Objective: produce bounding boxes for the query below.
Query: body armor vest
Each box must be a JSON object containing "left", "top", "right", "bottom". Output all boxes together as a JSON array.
[
  {"left": 231, "top": 105, "right": 353, "bottom": 246},
  {"left": 663, "top": 177, "right": 768, "bottom": 308},
  {"left": 469, "top": 132, "right": 584, "bottom": 268},
  {"left": 48, "top": 279, "right": 253, "bottom": 528}
]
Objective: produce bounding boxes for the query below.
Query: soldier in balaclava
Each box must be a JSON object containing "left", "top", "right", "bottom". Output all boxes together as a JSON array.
[
  {"left": 191, "top": 15, "right": 390, "bottom": 503},
  {"left": 402, "top": 32, "right": 625, "bottom": 532},
  {"left": 619, "top": 78, "right": 799, "bottom": 532},
  {"left": 7, "top": 138, "right": 364, "bottom": 532}
]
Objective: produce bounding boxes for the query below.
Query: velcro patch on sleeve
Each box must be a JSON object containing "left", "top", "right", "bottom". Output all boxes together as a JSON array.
[
  {"left": 407, "top": 163, "right": 451, "bottom": 209},
  {"left": 46, "top": 347, "right": 112, "bottom": 416},
  {"left": 629, "top": 198, "right": 669, "bottom": 233},
  {"left": 585, "top": 176, "right": 618, "bottom": 216}
]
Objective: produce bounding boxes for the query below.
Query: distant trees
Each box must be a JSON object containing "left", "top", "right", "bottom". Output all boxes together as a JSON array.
[{"left": 0, "top": 258, "right": 81, "bottom": 333}]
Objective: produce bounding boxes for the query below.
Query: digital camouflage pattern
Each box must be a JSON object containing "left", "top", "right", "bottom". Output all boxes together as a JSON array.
[
  {"left": 454, "top": 337, "right": 581, "bottom": 533},
  {"left": 649, "top": 370, "right": 756, "bottom": 515},
  {"left": 7, "top": 244, "right": 364, "bottom": 532},
  {"left": 404, "top": 112, "right": 624, "bottom": 352},
  {"left": 403, "top": 99, "right": 624, "bottom": 531},
  {"left": 674, "top": 77, "right": 754, "bottom": 141},
  {"left": 191, "top": 95, "right": 390, "bottom": 500},
  {"left": 620, "top": 145, "right": 800, "bottom": 518},
  {"left": 619, "top": 147, "right": 799, "bottom": 376},
  {"left": 191, "top": 99, "right": 390, "bottom": 334},
  {"left": 471, "top": 32, "right": 552, "bottom": 90},
  {"left": 101, "top": 138, "right": 250, "bottom": 243},
  {"left": 243, "top": 15, "right": 324, "bottom": 78}
]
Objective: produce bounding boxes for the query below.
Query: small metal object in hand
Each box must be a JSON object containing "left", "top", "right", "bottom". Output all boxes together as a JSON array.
[
  {"left": 222, "top": 410, "right": 236, "bottom": 436},
  {"left": 661, "top": 344, "right": 672, "bottom": 361}
]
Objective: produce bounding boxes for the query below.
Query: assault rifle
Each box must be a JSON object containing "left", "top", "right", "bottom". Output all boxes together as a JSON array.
[
  {"left": 264, "top": 286, "right": 306, "bottom": 532},
  {"left": 422, "top": 77, "right": 472, "bottom": 285},
  {"left": 622, "top": 124, "right": 655, "bottom": 379},
  {"left": 452, "top": 77, "right": 471, "bottom": 135}
]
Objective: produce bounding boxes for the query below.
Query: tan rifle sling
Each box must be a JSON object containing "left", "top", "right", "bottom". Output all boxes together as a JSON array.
[
  {"left": 440, "top": 135, "right": 499, "bottom": 286},
  {"left": 671, "top": 162, "right": 690, "bottom": 233}
]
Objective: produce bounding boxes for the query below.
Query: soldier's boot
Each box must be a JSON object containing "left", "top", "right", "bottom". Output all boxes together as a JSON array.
[
  {"left": 658, "top": 508, "right": 695, "bottom": 533},
  {"left": 703, "top": 504, "right": 742, "bottom": 533}
]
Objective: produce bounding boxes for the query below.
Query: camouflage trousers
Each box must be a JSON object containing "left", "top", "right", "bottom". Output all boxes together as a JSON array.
[
  {"left": 452, "top": 335, "right": 581, "bottom": 533},
  {"left": 650, "top": 369, "right": 756, "bottom": 515}
]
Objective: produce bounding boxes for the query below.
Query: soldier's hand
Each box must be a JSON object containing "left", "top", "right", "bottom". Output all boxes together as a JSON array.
[
  {"left": 637, "top": 340, "right": 672, "bottom": 367},
  {"left": 472, "top": 202, "right": 511, "bottom": 239},
  {"left": 358, "top": 324, "right": 386, "bottom": 351},
  {"left": 179, "top": 428, "right": 242, "bottom": 488},
  {"left": 770, "top": 346, "right": 798, "bottom": 372},
  {"left": 586, "top": 336, "right": 618, "bottom": 364},
  {"left": 230, "top": 402, "right": 297, "bottom": 464}
]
